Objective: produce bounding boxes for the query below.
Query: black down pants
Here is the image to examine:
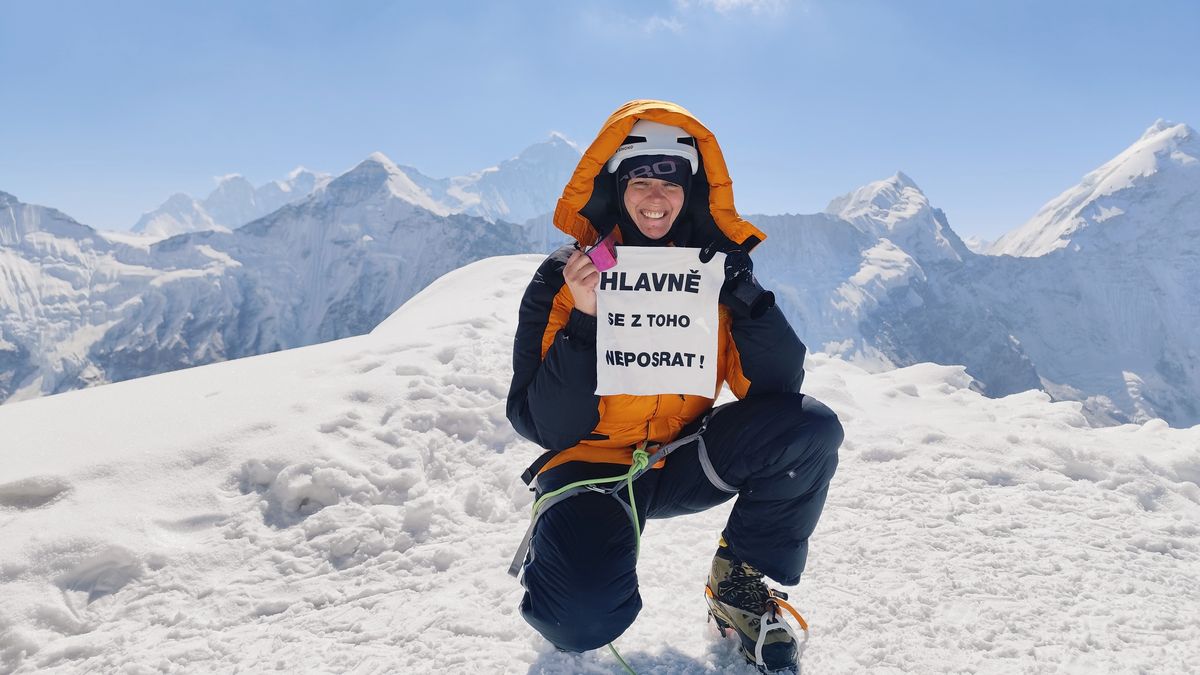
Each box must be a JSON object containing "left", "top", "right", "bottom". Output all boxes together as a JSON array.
[{"left": 519, "top": 392, "right": 843, "bottom": 653}]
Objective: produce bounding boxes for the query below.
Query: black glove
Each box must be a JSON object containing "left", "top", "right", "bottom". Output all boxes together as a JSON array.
[{"left": 719, "top": 249, "right": 775, "bottom": 319}]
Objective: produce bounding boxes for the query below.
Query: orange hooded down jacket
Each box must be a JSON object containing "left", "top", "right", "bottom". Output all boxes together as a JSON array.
[{"left": 506, "top": 100, "right": 806, "bottom": 474}]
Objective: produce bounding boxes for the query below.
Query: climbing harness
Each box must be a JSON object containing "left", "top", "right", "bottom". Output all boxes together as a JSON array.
[{"left": 507, "top": 411, "right": 715, "bottom": 579}]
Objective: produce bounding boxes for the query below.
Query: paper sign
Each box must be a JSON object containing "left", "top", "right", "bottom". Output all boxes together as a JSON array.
[{"left": 595, "top": 247, "right": 726, "bottom": 397}]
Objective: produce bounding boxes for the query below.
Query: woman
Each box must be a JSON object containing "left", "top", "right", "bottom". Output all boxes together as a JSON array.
[{"left": 506, "top": 100, "right": 843, "bottom": 673}]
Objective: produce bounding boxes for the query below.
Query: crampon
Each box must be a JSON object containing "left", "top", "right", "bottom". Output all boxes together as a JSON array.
[{"left": 705, "top": 584, "right": 809, "bottom": 673}]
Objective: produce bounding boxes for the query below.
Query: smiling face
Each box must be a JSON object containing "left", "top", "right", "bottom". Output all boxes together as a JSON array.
[{"left": 622, "top": 177, "right": 686, "bottom": 241}]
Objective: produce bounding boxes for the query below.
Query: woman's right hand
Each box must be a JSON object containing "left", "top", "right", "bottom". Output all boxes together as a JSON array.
[{"left": 563, "top": 250, "right": 599, "bottom": 316}]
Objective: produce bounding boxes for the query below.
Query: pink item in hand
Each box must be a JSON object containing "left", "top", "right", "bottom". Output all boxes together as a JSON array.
[{"left": 584, "top": 230, "right": 618, "bottom": 272}]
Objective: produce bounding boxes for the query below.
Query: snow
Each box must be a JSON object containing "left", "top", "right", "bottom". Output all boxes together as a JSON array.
[
  {"left": 961, "top": 235, "right": 992, "bottom": 254},
  {"left": 2, "top": 255, "right": 1197, "bottom": 673},
  {"left": 547, "top": 130, "right": 582, "bottom": 152},
  {"left": 286, "top": 166, "right": 314, "bottom": 181},
  {"left": 824, "top": 173, "right": 969, "bottom": 263},
  {"left": 42, "top": 319, "right": 123, "bottom": 371},
  {"left": 364, "top": 151, "right": 395, "bottom": 167},
  {"left": 835, "top": 239, "right": 924, "bottom": 314},
  {"left": 751, "top": 121, "right": 1200, "bottom": 426},
  {"left": 990, "top": 121, "right": 1197, "bottom": 257},
  {"left": 331, "top": 152, "right": 450, "bottom": 217},
  {"left": 826, "top": 172, "right": 924, "bottom": 228},
  {"left": 131, "top": 169, "right": 331, "bottom": 238},
  {"left": 94, "top": 230, "right": 162, "bottom": 248},
  {"left": 194, "top": 244, "right": 241, "bottom": 268}
]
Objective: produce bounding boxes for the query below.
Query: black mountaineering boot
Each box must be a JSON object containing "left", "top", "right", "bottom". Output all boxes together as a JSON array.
[{"left": 705, "top": 541, "right": 805, "bottom": 673}]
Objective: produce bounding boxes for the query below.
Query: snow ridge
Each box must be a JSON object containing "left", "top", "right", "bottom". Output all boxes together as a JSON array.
[{"left": 990, "top": 121, "right": 1198, "bottom": 257}]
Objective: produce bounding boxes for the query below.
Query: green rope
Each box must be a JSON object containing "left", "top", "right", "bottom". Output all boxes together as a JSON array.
[
  {"left": 530, "top": 444, "right": 651, "bottom": 560},
  {"left": 532, "top": 443, "right": 652, "bottom": 675},
  {"left": 531, "top": 470, "right": 631, "bottom": 516},
  {"left": 625, "top": 447, "right": 649, "bottom": 558},
  {"left": 608, "top": 642, "right": 636, "bottom": 674}
]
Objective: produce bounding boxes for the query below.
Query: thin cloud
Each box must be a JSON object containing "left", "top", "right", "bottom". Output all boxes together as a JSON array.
[
  {"left": 646, "top": 15, "right": 684, "bottom": 34},
  {"left": 675, "top": 0, "right": 789, "bottom": 14},
  {"left": 580, "top": 8, "right": 684, "bottom": 36},
  {"left": 582, "top": 0, "right": 793, "bottom": 38}
]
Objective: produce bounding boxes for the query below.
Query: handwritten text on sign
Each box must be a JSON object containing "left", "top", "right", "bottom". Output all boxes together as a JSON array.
[{"left": 594, "top": 247, "right": 726, "bottom": 397}]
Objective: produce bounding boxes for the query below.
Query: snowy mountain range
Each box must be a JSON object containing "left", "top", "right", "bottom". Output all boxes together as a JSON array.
[
  {"left": 1, "top": 122, "right": 1196, "bottom": 426},
  {"left": 2, "top": 255, "right": 1196, "bottom": 673},
  {"left": 746, "top": 121, "right": 1200, "bottom": 427},
  {"left": 131, "top": 168, "right": 332, "bottom": 239},
  {"left": 0, "top": 134, "right": 581, "bottom": 405},
  {"left": 396, "top": 132, "right": 581, "bottom": 226},
  {"left": 130, "top": 133, "right": 581, "bottom": 242}
]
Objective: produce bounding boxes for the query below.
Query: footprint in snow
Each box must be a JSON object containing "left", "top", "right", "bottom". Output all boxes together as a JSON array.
[
  {"left": 317, "top": 414, "right": 360, "bottom": 434},
  {"left": 56, "top": 546, "right": 142, "bottom": 607},
  {"left": 355, "top": 360, "right": 385, "bottom": 374},
  {"left": 0, "top": 476, "right": 73, "bottom": 510}
]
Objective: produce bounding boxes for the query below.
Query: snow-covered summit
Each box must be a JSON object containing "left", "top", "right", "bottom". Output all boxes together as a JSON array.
[
  {"left": 500, "top": 132, "right": 580, "bottom": 170},
  {"left": 547, "top": 130, "right": 580, "bottom": 151},
  {"left": 285, "top": 165, "right": 319, "bottom": 182},
  {"left": 825, "top": 172, "right": 970, "bottom": 262},
  {"left": 325, "top": 152, "right": 451, "bottom": 216},
  {"left": 990, "top": 120, "right": 1199, "bottom": 257},
  {"left": 389, "top": 134, "right": 582, "bottom": 227},
  {"left": 132, "top": 168, "right": 332, "bottom": 239},
  {"left": 253, "top": 168, "right": 325, "bottom": 216},
  {"left": 1139, "top": 118, "right": 1188, "bottom": 143},
  {"left": 133, "top": 193, "right": 222, "bottom": 239},
  {"left": 826, "top": 171, "right": 920, "bottom": 217},
  {"left": 459, "top": 133, "right": 581, "bottom": 224}
]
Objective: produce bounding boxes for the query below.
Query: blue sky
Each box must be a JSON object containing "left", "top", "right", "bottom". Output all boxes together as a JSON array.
[{"left": 1, "top": 0, "right": 1197, "bottom": 240}]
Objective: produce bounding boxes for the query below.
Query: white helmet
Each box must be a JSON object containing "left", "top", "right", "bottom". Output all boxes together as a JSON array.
[{"left": 605, "top": 120, "right": 699, "bottom": 175}]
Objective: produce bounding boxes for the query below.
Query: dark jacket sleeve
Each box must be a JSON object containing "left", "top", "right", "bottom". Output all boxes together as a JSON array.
[
  {"left": 726, "top": 303, "right": 807, "bottom": 397},
  {"left": 506, "top": 248, "right": 602, "bottom": 451}
]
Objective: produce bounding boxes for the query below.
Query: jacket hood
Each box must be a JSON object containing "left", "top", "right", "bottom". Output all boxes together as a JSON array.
[{"left": 553, "top": 100, "right": 766, "bottom": 251}]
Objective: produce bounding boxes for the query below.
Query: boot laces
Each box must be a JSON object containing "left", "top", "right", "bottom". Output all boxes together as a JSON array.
[{"left": 717, "top": 561, "right": 771, "bottom": 615}]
